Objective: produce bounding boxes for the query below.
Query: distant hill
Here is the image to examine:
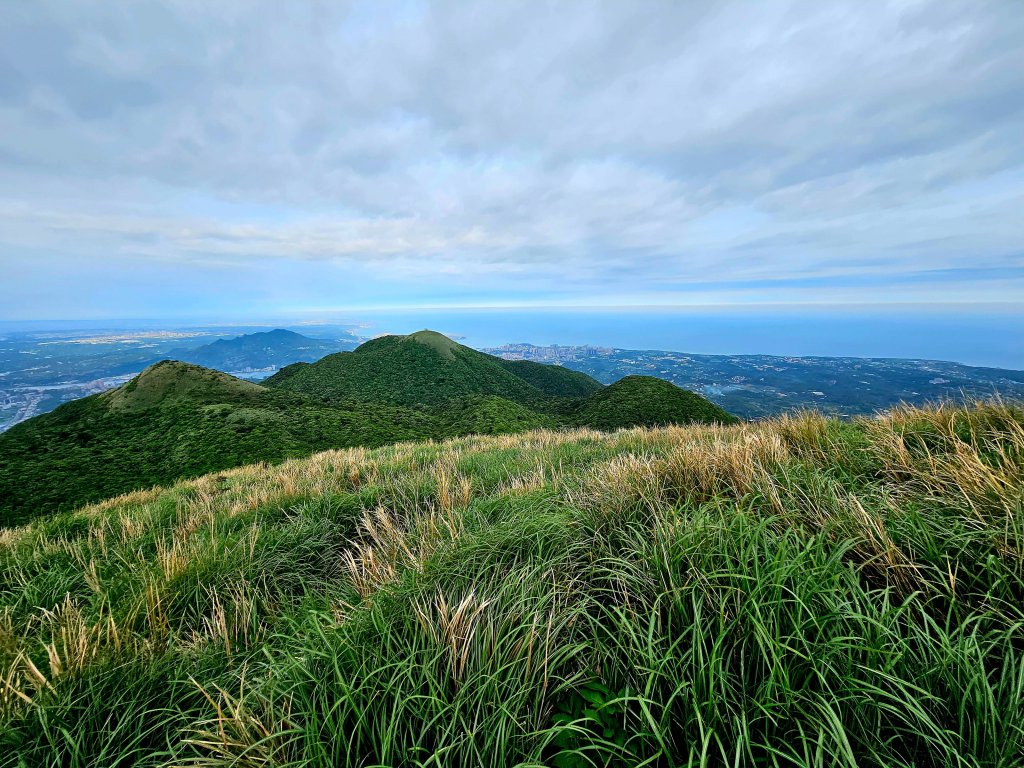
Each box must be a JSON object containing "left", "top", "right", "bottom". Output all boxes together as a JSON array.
[
  {"left": 0, "top": 332, "right": 733, "bottom": 524},
  {"left": 489, "top": 344, "right": 1024, "bottom": 419},
  {"left": 266, "top": 329, "right": 733, "bottom": 433},
  {"left": 102, "top": 359, "right": 267, "bottom": 411},
  {"left": 265, "top": 329, "right": 596, "bottom": 407},
  {"left": 172, "top": 328, "right": 357, "bottom": 372},
  {"left": 572, "top": 375, "right": 736, "bottom": 429}
]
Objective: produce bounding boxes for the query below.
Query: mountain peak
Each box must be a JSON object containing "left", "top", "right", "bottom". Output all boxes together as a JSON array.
[
  {"left": 232, "top": 328, "right": 302, "bottom": 341},
  {"left": 267, "top": 329, "right": 558, "bottom": 406},
  {"left": 102, "top": 360, "right": 263, "bottom": 412},
  {"left": 173, "top": 329, "right": 357, "bottom": 370},
  {"left": 401, "top": 329, "right": 461, "bottom": 358}
]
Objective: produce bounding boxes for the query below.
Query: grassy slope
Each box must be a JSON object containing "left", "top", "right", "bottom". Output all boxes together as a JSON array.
[{"left": 1, "top": 401, "right": 1022, "bottom": 766}]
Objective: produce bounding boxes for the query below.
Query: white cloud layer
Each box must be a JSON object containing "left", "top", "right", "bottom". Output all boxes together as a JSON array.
[{"left": 0, "top": 0, "right": 1022, "bottom": 316}]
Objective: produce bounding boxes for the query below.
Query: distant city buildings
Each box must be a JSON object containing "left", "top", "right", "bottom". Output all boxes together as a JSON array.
[{"left": 488, "top": 343, "right": 614, "bottom": 362}]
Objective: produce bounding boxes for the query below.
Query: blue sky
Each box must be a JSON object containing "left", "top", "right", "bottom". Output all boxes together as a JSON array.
[{"left": 0, "top": 0, "right": 1022, "bottom": 320}]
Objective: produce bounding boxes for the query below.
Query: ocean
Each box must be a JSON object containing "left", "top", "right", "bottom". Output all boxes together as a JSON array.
[
  {"left": 348, "top": 305, "right": 1024, "bottom": 370},
  {"left": 3, "top": 304, "right": 1020, "bottom": 370}
]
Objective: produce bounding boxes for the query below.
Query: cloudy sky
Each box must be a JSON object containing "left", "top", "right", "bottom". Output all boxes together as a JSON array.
[{"left": 1, "top": 0, "right": 1022, "bottom": 320}]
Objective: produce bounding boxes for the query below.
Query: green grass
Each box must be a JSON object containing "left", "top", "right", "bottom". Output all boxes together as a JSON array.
[{"left": 1, "top": 401, "right": 1022, "bottom": 766}]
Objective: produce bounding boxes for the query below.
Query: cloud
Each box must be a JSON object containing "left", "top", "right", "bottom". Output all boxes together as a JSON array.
[{"left": 0, "top": 0, "right": 1022, "bottom": 318}]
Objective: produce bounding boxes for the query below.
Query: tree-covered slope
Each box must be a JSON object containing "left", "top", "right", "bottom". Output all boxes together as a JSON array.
[
  {"left": 495, "top": 358, "right": 604, "bottom": 398},
  {"left": 570, "top": 375, "right": 738, "bottom": 429},
  {"left": 265, "top": 330, "right": 579, "bottom": 407},
  {"left": 433, "top": 395, "right": 557, "bottom": 437},
  {"left": 265, "top": 332, "right": 730, "bottom": 432},
  {"left": 0, "top": 361, "right": 431, "bottom": 526}
]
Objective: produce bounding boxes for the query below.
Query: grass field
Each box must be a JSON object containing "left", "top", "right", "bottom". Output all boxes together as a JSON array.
[{"left": 1, "top": 401, "right": 1023, "bottom": 766}]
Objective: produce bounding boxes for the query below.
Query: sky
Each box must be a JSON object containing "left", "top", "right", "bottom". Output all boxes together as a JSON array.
[{"left": 0, "top": 0, "right": 1022, "bottom": 321}]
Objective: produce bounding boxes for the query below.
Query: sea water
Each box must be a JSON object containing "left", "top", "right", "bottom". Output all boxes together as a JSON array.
[{"left": 349, "top": 304, "right": 1024, "bottom": 369}]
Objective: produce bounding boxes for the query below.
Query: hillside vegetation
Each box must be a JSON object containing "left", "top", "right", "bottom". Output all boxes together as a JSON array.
[
  {"left": 494, "top": 358, "right": 605, "bottom": 398},
  {"left": 265, "top": 330, "right": 578, "bottom": 407},
  {"left": 0, "top": 362, "right": 433, "bottom": 525},
  {"left": 1, "top": 401, "right": 1022, "bottom": 766},
  {"left": 0, "top": 333, "right": 732, "bottom": 524},
  {"left": 571, "top": 375, "right": 737, "bottom": 430}
]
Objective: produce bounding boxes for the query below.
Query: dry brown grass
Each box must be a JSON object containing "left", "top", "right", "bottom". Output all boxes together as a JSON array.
[
  {"left": 189, "top": 580, "right": 267, "bottom": 658},
  {"left": 341, "top": 501, "right": 468, "bottom": 600},
  {"left": 867, "top": 401, "right": 1024, "bottom": 520},
  {"left": 569, "top": 423, "right": 793, "bottom": 522},
  {"left": 179, "top": 678, "right": 295, "bottom": 768},
  {"left": 414, "top": 589, "right": 494, "bottom": 681},
  {"left": 497, "top": 457, "right": 556, "bottom": 496},
  {"left": 663, "top": 426, "right": 791, "bottom": 508}
]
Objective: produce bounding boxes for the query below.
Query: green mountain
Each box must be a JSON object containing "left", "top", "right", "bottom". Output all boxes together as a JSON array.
[
  {"left": 103, "top": 359, "right": 267, "bottom": 410},
  {"left": 267, "top": 330, "right": 734, "bottom": 430},
  {"left": 0, "top": 361, "right": 431, "bottom": 526},
  {"left": 0, "top": 332, "right": 733, "bottom": 525},
  {"left": 572, "top": 375, "right": 736, "bottom": 429},
  {"left": 172, "top": 328, "right": 357, "bottom": 371},
  {"left": 495, "top": 357, "right": 604, "bottom": 398},
  {"left": 266, "top": 329, "right": 566, "bottom": 407}
]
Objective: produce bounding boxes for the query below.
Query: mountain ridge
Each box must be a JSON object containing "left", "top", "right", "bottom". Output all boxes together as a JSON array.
[{"left": 172, "top": 328, "right": 357, "bottom": 372}]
